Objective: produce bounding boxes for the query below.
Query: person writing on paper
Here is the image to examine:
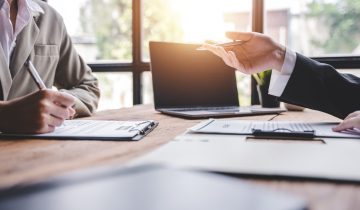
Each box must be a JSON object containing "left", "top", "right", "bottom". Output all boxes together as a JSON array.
[
  {"left": 0, "top": 0, "right": 100, "bottom": 133},
  {"left": 202, "top": 32, "right": 360, "bottom": 132}
]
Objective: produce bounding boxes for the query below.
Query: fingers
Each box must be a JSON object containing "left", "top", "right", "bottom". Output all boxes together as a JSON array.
[
  {"left": 228, "top": 51, "right": 245, "bottom": 71},
  {"left": 35, "top": 125, "right": 55, "bottom": 134},
  {"left": 51, "top": 104, "right": 72, "bottom": 120},
  {"left": 52, "top": 91, "right": 75, "bottom": 108},
  {"left": 202, "top": 43, "right": 246, "bottom": 71},
  {"left": 201, "top": 44, "right": 235, "bottom": 68},
  {"left": 225, "top": 31, "right": 254, "bottom": 41},
  {"left": 344, "top": 111, "right": 360, "bottom": 120},
  {"left": 217, "top": 46, "right": 234, "bottom": 67},
  {"left": 38, "top": 89, "right": 75, "bottom": 108},
  {"left": 1, "top": 90, "right": 75, "bottom": 134},
  {"left": 37, "top": 92, "right": 71, "bottom": 120},
  {"left": 48, "top": 114, "right": 64, "bottom": 127},
  {"left": 333, "top": 116, "right": 360, "bottom": 132},
  {"left": 36, "top": 90, "right": 75, "bottom": 132},
  {"left": 32, "top": 113, "right": 59, "bottom": 134},
  {"left": 205, "top": 40, "right": 218, "bottom": 45},
  {"left": 67, "top": 107, "right": 76, "bottom": 119},
  {"left": 34, "top": 106, "right": 68, "bottom": 133},
  {"left": 201, "top": 43, "right": 223, "bottom": 57}
]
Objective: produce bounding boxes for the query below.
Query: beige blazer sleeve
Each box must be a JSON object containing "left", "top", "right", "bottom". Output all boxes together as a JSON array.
[
  {"left": 0, "top": 1, "right": 100, "bottom": 117},
  {"left": 54, "top": 22, "right": 100, "bottom": 117}
]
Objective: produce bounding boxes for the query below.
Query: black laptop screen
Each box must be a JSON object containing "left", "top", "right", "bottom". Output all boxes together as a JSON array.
[{"left": 150, "top": 42, "right": 239, "bottom": 109}]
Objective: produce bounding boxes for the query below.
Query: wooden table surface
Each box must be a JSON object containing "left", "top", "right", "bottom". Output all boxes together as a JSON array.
[{"left": 1, "top": 104, "right": 359, "bottom": 210}]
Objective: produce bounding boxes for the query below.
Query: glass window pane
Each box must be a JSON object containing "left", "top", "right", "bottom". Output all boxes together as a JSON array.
[
  {"left": 236, "top": 72, "right": 251, "bottom": 106},
  {"left": 142, "top": 0, "right": 252, "bottom": 105},
  {"left": 142, "top": 0, "right": 252, "bottom": 61},
  {"left": 141, "top": 72, "right": 154, "bottom": 104},
  {"left": 265, "top": 0, "right": 360, "bottom": 56},
  {"left": 48, "top": 1, "right": 133, "bottom": 110},
  {"left": 94, "top": 72, "right": 133, "bottom": 110},
  {"left": 48, "top": 0, "right": 132, "bottom": 62}
]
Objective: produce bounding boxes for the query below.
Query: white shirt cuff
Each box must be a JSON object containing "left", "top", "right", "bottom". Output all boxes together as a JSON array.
[{"left": 268, "top": 48, "right": 297, "bottom": 97}]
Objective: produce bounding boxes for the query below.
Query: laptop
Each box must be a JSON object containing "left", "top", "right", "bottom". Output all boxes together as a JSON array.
[{"left": 149, "top": 41, "right": 285, "bottom": 118}]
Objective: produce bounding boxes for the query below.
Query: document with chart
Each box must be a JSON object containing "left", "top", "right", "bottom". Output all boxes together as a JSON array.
[
  {"left": 0, "top": 120, "right": 158, "bottom": 141},
  {"left": 189, "top": 119, "right": 360, "bottom": 138}
]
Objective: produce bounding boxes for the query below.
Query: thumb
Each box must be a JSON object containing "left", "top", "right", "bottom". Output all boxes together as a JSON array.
[
  {"left": 67, "top": 107, "right": 76, "bottom": 119},
  {"left": 332, "top": 118, "right": 358, "bottom": 132},
  {"left": 226, "top": 31, "right": 253, "bottom": 41}
]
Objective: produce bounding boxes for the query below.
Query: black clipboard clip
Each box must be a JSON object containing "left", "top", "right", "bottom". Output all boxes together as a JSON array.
[{"left": 251, "top": 128, "right": 315, "bottom": 139}]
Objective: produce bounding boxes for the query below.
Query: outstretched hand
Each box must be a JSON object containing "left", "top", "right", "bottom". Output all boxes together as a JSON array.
[
  {"left": 333, "top": 111, "right": 360, "bottom": 132},
  {"left": 201, "top": 32, "right": 286, "bottom": 74}
]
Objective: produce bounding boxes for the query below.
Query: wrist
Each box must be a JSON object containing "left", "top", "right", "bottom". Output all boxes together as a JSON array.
[{"left": 272, "top": 44, "right": 286, "bottom": 72}]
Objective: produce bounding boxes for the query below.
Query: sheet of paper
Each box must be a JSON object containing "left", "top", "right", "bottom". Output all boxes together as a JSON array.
[
  {"left": 31, "top": 120, "right": 152, "bottom": 138},
  {"left": 189, "top": 119, "right": 360, "bottom": 138},
  {"left": 342, "top": 128, "right": 360, "bottom": 135}
]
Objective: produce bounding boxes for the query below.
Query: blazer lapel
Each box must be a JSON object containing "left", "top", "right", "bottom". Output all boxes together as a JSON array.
[
  {"left": 9, "top": 16, "right": 39, "bottom": 79},
  {"left": 0, "top": 46, "right": 12, "bottom": 100}
]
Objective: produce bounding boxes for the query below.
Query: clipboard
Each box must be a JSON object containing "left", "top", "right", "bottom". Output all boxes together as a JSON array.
[
  {"left": 251, "top": 128, "right": 315, "bottom": 139},
  {"left": 189, "top": 119, "right": 359, "bottom": 139},
  {"left": 0, "top": 120, "right": 158, "bottom": 141}
]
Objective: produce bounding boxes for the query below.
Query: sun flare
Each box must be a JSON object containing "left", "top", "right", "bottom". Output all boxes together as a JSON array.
[{"left": 169, "top": 0, "right": 251, "bottom": 43}]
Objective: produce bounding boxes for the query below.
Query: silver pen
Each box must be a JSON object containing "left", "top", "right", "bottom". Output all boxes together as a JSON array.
[
  {"left": 25, "top": 59, "right": 46, "bottom": 90},
  {"left": 197, "top": 40, "right": 245, "bottom": 50}
]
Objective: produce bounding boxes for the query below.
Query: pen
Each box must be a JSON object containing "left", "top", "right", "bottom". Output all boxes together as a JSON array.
[
  {"left": 197, "top": 40, "right": 245, "bottom": 50},
  {"left": 26, "top": 59, "right": 46, "bottom": 90}
]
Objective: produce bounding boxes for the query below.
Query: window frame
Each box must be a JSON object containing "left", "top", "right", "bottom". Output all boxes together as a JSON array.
[{"left": 82, "top": 0, "right": 360, "bottom": 105}]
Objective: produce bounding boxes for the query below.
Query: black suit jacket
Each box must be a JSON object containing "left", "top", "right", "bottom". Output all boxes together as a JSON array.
[{"left": 280, "top": 53, "right": 360, "bottom": 119}]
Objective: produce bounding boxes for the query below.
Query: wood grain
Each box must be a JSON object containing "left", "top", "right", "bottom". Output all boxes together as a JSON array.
[{"left": 1, "top": 105, "right": 359, "bottom": 210}]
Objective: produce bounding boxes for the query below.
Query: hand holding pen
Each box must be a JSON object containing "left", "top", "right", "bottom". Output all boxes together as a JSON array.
[
  {"left": 199, "top": 31, "right": 286, "bottom": 74},
  {"left": 0, "top": 59, "right": 76, "bottom": 134}
]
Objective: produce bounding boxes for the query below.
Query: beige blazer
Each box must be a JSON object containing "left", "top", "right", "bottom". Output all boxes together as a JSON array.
[{"left": 0, "top": 0, "right": 100, "bottom": 117}]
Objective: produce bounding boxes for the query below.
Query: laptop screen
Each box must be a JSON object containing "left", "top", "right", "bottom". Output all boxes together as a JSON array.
[{"left": 149, "top": 42, "right": 239, "bottom": 109}]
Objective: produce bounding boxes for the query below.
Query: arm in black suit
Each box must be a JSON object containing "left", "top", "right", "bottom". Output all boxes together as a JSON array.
[{"left": 279, "top": 53, "right": 360, "bottom": 119}]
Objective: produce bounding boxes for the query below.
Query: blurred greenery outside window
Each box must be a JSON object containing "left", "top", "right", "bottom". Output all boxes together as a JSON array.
[
  {"left": 265, "top": 0, "right": 360, "bottom": 56},
  {"left": 48, "top": 0, "right": 360, "bottom": 110}
]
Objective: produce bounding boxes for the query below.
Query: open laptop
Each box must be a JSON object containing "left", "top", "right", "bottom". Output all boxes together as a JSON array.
[{"left": 149, "top": 41, "right": 285, "bottom": 118}]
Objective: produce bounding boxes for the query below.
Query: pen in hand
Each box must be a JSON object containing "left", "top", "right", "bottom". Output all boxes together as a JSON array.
[
  {"left": 25, "top": 58, "right": 76, "bottom": 120},
  {"left": 197, "top": 40, "right": 245, "bottom": 51},
  {"left": 25, "top": 59, "right": 47, "bottom": 90}
]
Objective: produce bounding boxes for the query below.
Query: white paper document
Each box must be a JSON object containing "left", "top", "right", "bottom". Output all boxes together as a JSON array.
[
  {"left": 189, "top": 119, "right": 360, "bottom": 138},
  {"left": 0, "top": 120, "right": 158, "bottom": 141}
]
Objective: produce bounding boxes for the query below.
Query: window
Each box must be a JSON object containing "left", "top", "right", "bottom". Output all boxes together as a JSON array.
[
  {"left": 48, "top": 0, "right": 132, "bottom": 62},
  {"left": 265, "top": 0, "right": 360, "bottom": 57},
  {"left": 48, "top": 0, "right": 133, "bottom": 110},
  {"left": 141, "top": 0, "right": 253, "bottom": 105},
  {"left": 48, "top": 0, "right": 360, "bottom": 110},
  {"left": 141, "top": 0, "right": 252, "bottom": 61}
]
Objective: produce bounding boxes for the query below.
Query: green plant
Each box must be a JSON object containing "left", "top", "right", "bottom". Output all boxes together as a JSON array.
[
  {"left": 254, "top": 69, "right": 279, "bottom": 107},
  {"left": 252, "top": 70, "right": 272, "bottom": 86}
]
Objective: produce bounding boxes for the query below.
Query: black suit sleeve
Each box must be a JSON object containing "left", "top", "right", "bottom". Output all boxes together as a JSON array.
[{"left": 279, "top": 53, "right": 360, "bottom": 119}]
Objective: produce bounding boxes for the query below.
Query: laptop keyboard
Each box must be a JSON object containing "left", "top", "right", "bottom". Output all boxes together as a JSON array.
[{"left": 167, "top": 106, "right": 249, "bottom": 112}]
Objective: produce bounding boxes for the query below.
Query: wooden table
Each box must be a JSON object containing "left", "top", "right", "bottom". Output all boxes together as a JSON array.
[{"left": 1, "top": 104, "right": 359, "bottom": 210}]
